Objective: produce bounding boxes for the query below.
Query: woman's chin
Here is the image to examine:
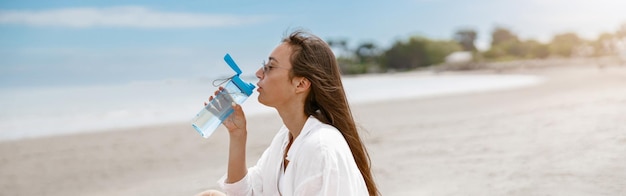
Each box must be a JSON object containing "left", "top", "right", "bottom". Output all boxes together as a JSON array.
[{"left": 257, "top": 96, "right": 268, "bottom": 106}]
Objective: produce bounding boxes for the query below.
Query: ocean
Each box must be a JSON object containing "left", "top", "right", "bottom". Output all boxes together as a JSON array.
[{"left": 0, "top": 72, "right": 542, "bottom": 141}]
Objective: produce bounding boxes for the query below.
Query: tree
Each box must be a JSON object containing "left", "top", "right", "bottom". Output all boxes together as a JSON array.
[
  {"left": 381, "top": 36, "right": 461, "bottom": 71},
  {"left": 348, "top": 42, "right": 381, "bottom": 74},
  {"left": 327, "top": 38, "right": 384, "bottom": 74},
  {"left": 484, "top": 26, "right": 523, "bottom": 60},
  {"left": 454, "top": 29, "right": 478, "bottom": 51},
  {"left": 549, "top": 32, "right": 582, "bottom": 57},
  {"left": 327, "top": 38, "right": 350, "bottom": 58},
  {"left": 524, "top": 40, "right": 550, "bottom": 59},
  {"left": 355, "top": 42, "right": 379, "bottom": 64},
  {"left": 425, "top": 39, "right": 463, "bottom": 65},
  {"left": 491, "top": 27, "right": 519, "bottom": 46},
  {"left": 591, "top": 33, "right": 616, "bottom": 56},
  {"left": 382, "top": 38, "right": 428, "bottom": 71}
]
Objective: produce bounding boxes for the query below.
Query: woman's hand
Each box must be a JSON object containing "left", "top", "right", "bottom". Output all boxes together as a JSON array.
[
  {"left": 206, "top": 87, "right": 248, "bottom": 184},
  {"left": 205, "top": 87, "right": 247, "bottom": 137}
]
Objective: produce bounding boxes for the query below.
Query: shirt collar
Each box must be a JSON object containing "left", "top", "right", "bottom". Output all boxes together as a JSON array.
[{"left": 284, "top": 115, "right": 323, "bottom": 161}]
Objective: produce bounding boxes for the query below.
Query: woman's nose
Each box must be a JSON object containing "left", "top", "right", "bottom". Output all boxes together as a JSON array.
[{"left": 255, "top": 67, "right": 263, "bottom": 79}]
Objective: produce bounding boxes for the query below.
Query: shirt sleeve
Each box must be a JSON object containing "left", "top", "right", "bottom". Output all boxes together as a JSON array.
[
  {"left": 216, "top": 127, "right": 289, "bottom": 196},
  {"left": 218, "top": 166, "right": 262, "bottom": 196},
  {"left": 217, "top": 149, "right": 270, "bottom": 196}
]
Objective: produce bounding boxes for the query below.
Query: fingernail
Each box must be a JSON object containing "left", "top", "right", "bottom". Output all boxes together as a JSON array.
[{"left": 231, "top": 102, "right": 236, "bottom": 107}]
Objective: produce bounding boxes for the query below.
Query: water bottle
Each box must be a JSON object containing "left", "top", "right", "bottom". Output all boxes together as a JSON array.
[{"left": 191, "top": 54, "right": 256, "bottom": 138}]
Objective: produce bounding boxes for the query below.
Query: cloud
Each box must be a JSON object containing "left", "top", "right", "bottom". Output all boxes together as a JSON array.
[{"left": 0, "top": 6, "right": 272, "bottom": 28}]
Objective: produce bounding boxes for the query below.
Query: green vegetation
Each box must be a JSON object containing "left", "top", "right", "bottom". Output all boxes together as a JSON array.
[{"left": 328, "top": 22, "right": 626, "bottom": 75}]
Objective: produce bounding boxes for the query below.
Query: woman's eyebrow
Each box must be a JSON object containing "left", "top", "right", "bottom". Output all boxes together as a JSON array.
[{"left": 269, "top": 57, "right": 279, "bottom": 63}]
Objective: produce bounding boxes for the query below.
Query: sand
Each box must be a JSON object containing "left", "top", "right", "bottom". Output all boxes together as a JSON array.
[{"left": 1, "top": 62, "right": 625, "bottom": 196}]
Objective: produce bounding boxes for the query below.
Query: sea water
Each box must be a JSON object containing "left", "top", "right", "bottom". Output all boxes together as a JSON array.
[{"left": 0, "top": 73, "right": 542, "bottom": 141}]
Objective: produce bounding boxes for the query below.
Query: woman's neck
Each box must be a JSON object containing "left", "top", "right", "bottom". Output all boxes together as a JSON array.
[{"left": 277, "top": 106, "right": 308, "bottom": 139}]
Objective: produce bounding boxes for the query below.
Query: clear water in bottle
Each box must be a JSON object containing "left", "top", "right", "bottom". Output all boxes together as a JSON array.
[
  {"left": 191, "top": 53, "right": 255, "bottom": 138},
  {"left": 191, "top": 81, "right": 249, "bottom": 138}
]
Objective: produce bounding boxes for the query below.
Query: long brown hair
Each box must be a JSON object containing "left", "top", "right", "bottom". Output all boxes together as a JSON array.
[{"left": 283, "top": 30, "right": 379, "bottom": 196}]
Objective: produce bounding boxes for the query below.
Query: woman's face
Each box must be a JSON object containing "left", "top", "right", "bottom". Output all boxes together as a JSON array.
[{"left": 255, "top": 43, "right": 297, "bottom": 108}]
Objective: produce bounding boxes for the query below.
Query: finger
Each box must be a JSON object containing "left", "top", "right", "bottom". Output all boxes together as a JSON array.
[
  {"left": 203, "top": 102, "right": 207, "bottom": 106},
  {"left": 208, "top": 95, "right": 213, "bottom": 101},
  {"left": 231, "top": 102, "right": 244, "bottom": 116},
  {"left": 215, "top": 86, "right": 225, "bottom": 96}
]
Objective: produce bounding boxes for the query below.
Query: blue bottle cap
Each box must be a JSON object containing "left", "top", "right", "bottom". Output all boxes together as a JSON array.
[
  {"left": 224, "top": 53, "right": 242, "bottom": 75},
  {"left": 231, "top": 76, "right": 255, "bottom": 96},
  {"left": 223, "top": 53, "right": 256, "bottom": 96}
]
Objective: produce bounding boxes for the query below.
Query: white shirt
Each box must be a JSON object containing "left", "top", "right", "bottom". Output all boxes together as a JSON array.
[{"left": 218, "top": 116, "right": 368, "bottom": 196}]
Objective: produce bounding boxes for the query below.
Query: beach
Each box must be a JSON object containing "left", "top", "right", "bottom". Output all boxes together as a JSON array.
[{"left": 1, "top": 62, "right": 625, "bottom": 195}]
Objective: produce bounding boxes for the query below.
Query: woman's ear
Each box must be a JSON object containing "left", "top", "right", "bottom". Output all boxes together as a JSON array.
[{"left": 294, "top": 77, "right": 311, "bottom": 94}]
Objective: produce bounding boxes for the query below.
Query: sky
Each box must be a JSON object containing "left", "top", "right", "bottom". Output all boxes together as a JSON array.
[{"left": 1, "top": 0, "right": 626, "bottom": 87}]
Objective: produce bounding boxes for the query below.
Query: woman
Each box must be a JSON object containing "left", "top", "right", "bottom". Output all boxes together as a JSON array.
[{"left": 198, "top": 31, "right": 379, "bottom": 196}]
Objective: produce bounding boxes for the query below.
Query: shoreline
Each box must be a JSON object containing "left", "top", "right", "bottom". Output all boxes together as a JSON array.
[
  {"left": 2, "top": 63, "right": 626, "bottom": 195},
  {"left": 1, "top": 66, "right": 542, "bottom": 142}
]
